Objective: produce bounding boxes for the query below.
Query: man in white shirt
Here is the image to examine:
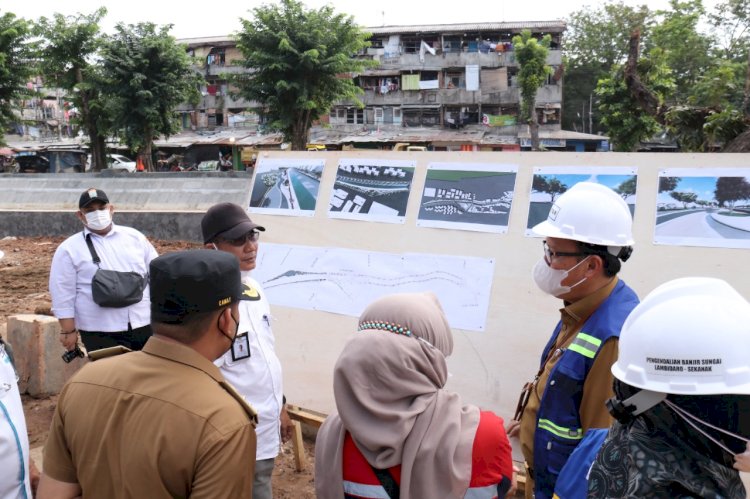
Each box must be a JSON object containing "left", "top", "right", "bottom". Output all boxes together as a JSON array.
[
  {"left": 0, "top": 337, "right": 39, "bottom": 498},
  {"left": 202, "top": 202, "right": 292, "bottom": 499},
  {"left": 49, "top": 188, "right": 158, "bottom": 354}
]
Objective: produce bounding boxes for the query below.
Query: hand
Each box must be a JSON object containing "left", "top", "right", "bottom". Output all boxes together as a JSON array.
[
  {"left": 506, "top": 465, "right": 520, "bottom": 498},
  {"left": 734, "top": 441, "right": 750, "bottom": 472},
  {"left": 506, "top": 419, "right": 521, "bottom": 438},
  {"left": 59, "top": 331, "right": 78, "bottom": 351},
  {"left": 280, "top": 406, "right": 294, "bottom": 444}
]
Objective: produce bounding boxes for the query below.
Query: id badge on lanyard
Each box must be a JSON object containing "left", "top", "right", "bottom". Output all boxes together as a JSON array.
[{"left": 231, "top": 333, "right": 251, "bottom": 362}]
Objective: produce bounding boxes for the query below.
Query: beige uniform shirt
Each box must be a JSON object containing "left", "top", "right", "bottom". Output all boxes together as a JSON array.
[
  {"left": 44, "top": 336, "right": 257, "bottom": 498},
  {"left": 520, "top": 278, "right": 619, "bottom": 469}
]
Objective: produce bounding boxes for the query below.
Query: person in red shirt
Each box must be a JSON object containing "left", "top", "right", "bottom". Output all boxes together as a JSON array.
[{"left": 315, "top": 292, "right": 515, "bottom": 499}]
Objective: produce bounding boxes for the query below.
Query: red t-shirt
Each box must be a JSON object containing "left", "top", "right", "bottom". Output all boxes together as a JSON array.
[{"left": 342, "top": 411, "right": 512, "bottom": 497}]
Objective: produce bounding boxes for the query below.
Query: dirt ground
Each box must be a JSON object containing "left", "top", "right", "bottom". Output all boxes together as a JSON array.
[{"left": 0, "top": 235, "right": 316, "bottom": 498}]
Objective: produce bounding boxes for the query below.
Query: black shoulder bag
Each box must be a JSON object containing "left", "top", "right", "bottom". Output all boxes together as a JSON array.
[{"left": 85, "top": 233, "right": 146, "bottom": 308}]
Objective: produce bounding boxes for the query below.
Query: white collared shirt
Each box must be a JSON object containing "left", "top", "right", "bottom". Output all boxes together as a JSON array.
[
  {"left": 0, "top": 344, "right": 31, "bottom": 499},
  {"left": 49, "top": 223, "right": 158, "bottom": 332},
  {"left": 214, "top": 275, "right": 284, "bottom": 460}
]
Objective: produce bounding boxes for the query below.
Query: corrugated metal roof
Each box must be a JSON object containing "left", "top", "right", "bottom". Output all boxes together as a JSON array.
[
  {"left": 366, "top": 21, "right": 566, "bottom": 35},
  {"left": 516, "top": 129, "right": 609, "bottom": 141},
  {"left": 176, "top": 36, "right": 235, "bottom": 47}
]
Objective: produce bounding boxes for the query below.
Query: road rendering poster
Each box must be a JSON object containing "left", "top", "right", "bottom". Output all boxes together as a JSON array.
[
  {"left": 328, "top": 158, "right": 416, "bottom": 224},
  {"left": 417, "top": 162, "right": 518, "bottom": 233},
  {"left": 525, "top": 166, "right": 638, "bottom": 237},
  {"left": 249, "top": 158, "right": 324, "bottom": 216},
  {"left": 654, "top": 168, "right": 750, "bottom": 249},
  {"left": 253, "top": 242, "right": 495, "bottom": 331}
]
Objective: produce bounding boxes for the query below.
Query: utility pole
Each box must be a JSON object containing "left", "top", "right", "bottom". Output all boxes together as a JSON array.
[
  {"left": 582, "top": 102, "right": 586, "bottom": 134},
  {"left": 589, "top": 93, "right": 593, "bottom": 135}
]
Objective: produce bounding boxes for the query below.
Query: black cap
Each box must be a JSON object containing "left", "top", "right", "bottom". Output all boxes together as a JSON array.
[
  {"left": 150, "top": 250, "right": 246, "bottom": 323},
  {"left": 201, "top": 202, "right": 265, "bottom": 244},
  {"left": 79, "top": 188, "right": 109, "bottom": 208}
]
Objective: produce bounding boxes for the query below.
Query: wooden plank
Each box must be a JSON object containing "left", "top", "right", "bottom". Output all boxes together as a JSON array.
[
  {"left": 291, "top": 420, "right": 307, "bottom": 472},
  {"left": 287, "top": 405, "right": 326, "bottom": 428}
]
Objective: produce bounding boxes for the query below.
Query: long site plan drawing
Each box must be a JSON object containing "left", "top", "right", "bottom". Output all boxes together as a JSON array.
[{"left": 253, "top": 243, "right": 496, "bottom": 331}]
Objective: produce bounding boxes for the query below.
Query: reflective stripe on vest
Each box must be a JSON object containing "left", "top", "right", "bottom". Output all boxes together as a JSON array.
[
  {"left": 464, "top": 483, "right": 500, "bottom": 499},
  {"left": 343, "top": 480, "right": 391, "bottom": 499},
  {"left": 567, "top": 332, "right": 601, "bottom": 359},
  {"left": 537, "top": 418, "right": 583, "bottom": 440}
]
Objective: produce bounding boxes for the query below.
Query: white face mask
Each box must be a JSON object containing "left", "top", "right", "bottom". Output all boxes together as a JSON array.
[
  {"left": 532, "top": 256, "right": 590, "bottom": 297},
  {"left": 84, "top": 208, "right": 112, "bottom": 231}
]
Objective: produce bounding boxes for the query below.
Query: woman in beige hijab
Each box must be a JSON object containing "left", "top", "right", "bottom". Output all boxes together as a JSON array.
[{"left": 315, "top": 292, "right": 514, "bottom": 499}]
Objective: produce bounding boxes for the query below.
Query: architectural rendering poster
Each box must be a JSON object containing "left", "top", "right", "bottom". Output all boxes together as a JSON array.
[
  {"left": 254, "top": 243, "right": 495, "bottom": 331},
  {"left": 249, "top": 158, "right": 325, "bottom": 217},
  {"left": 417, "top": 162, "right": 518, "bottom": 233},
  {"left": 328, "top": 158, "right": 416, "bottom": 224},
  {"left": 654, "top": 168, "right": 750, "bottom": 249},
  {"left": 526, "top": 166, "right": 638, "bottom": 236}
]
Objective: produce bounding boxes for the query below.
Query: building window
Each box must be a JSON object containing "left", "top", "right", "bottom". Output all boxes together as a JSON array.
[
  {"left": 346, "top": 108, "right": 364, "bottom": 124},
  {"left": 444, "top": 71, "right": 465, "bottom": 89}
]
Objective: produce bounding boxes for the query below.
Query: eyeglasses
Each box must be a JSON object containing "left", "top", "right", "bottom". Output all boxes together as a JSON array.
[
  {"left": 223, "top": 230, "right": 260, "bottom": 246},
  {"left": 543, "top": 241, "right": 586, "bottom": 262}
]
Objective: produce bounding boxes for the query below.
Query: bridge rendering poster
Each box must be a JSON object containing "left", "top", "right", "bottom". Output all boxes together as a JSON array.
[
  {"left": 654, "top": 168, "right": 750, "bottom": 249},
  {"left": 328, "top": 158, "right": 416, "bottom": 224},
  {"left": 525, "top": 166, "right": 639, "bottom": 237},
  {"left": 253, "top": 242, "right": 495, "bottom": 331},
  {"left": 249, "top": 158, "right": 325, "bottom": 217},
  {"left": 416, "top": 163, "right": 518, "bottom": 233}
]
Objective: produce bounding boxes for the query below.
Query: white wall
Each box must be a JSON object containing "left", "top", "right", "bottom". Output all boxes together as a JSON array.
[{"left": 247, "top": 151, "right": 750, "bottom": 429}]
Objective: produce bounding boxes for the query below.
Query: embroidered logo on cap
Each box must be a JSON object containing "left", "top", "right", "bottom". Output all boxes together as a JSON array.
[
  {"left": 218, "top": 297, "right": 232, "bottom": 306},
  {"left": 87, "top": 188, "right": 98, "bottom": 199}
]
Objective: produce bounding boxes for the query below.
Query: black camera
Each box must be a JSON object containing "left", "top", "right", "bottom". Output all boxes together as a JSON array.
[{"left": 62, "top": 345, "right": 86, "bottom": 363}]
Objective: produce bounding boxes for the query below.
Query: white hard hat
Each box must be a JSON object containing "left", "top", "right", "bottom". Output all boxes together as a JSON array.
[
  {"left": 532, "top": 181, "right": 634, "bottom": 247},
  {"left": 612, "top": 277, "right": 750, "bottom": 395}
]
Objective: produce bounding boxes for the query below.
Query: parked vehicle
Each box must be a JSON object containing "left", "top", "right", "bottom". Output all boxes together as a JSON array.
[{"left": 86, "top": 154, "right": 137, "bottom": 173}]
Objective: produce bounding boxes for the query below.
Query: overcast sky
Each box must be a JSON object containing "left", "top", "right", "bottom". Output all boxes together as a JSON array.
[{"left": 9, "top": 0, "right": 720, "bottom": 39}]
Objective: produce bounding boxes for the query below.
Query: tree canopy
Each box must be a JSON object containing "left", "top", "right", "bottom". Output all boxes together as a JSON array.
[
  {"left": 34, "top": 9, "right": 111, "bottom": 170},
  {"left": 0, "top": 11, "right": 34, "bottom": 142},
  {"left": 512, "top": 30, "right": 552, "bottom": 150},
  {"left": 233, "top": 0, "right": 375, "bottom": 150},
  {"left": 99, "top": 22, "right": 201, "bottom": 170}
]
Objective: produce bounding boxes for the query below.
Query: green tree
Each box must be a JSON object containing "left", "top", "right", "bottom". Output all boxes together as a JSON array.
[
  {"left": 597, "top": 45, "right": 675, "bottom": 151},
  {"left": 34, "top": 9, "right": 111, "bottom": 171},
  {"left": 615, "top": 176, "right": 637, "bottom": 199},
  {"left": 714, "top": 176, "right": 750, "bottom": 210},
  {"left": 670, "top": 190, "right": 698, "bottom": 208},
  {"left": 647, "top": 0, "right": 714, "bottom": 103},
  {"left": 659, "top": 176, "right": 681, "bottom": 192},
  {"left": 234, "top": 0, "right": 374, "bottom": 150},
  {"left": 563, "top": 1, "right": 651, "bottom": 133},
  {"left": 512, "top": 30, "right": 552, "bottom": 151},
  {"left": 532, "top": 175, "right": 568, "bottom": 202},
  {"left": 0, "top": 11, "right": 34, "bottom": 142},
  {"left": 100, "top": 23, "right": 201, "bottom": 171}
]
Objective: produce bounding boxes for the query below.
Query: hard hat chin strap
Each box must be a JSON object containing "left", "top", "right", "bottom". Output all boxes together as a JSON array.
[
  {"left": 607, "top": 389, "right": 750, "bottom": 457},
  {"left": 663, "top": 399, "right": 750, "bottom": 457},
  {"left": 606, "top": 389, "right": 667, "bottom": 423}
]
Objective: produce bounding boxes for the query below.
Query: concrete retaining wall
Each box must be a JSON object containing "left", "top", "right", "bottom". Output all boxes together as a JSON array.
[{"left": 0, "top": 171, "right": 253, "bottom": 240}]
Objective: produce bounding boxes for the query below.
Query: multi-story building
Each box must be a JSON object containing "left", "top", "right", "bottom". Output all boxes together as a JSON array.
[
  {"left": 176, "top": 21, "right": 608, "bottom": 151},
  {"left": 330, "top": 22, "right": 564, "bottom": 135}
]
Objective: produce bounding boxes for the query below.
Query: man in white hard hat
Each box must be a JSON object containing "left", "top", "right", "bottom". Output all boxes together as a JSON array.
[
  {"left": 587, "top": 277, "right": 750, "bottom": 497},
  {"left": 507, "top": 182, "right": 640, "bottom": 499}
]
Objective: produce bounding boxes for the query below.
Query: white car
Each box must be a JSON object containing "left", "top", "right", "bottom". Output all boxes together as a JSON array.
[
  {"left": 107, "top": 154, "right": 137, "bottom": 172},
  {"left": 86, "top": 154, "right": 137, "bottom": 172}
]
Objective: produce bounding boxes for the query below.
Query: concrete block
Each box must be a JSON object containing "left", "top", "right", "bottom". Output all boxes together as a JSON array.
[{"left": 6, "top": 315, "right": 85, "bottom": 397}]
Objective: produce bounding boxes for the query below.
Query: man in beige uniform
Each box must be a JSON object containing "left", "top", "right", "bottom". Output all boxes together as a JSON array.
[{"left": 38, "top": 250, "right": 258, "bottom": 499}]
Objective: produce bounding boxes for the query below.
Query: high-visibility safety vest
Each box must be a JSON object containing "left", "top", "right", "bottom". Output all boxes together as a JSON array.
[
  {"left": 533, "top": 279, "right": 639, "bottom": 499},
  {"left": 342, "top": 411, "right": 512, "bottom": 499}
]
